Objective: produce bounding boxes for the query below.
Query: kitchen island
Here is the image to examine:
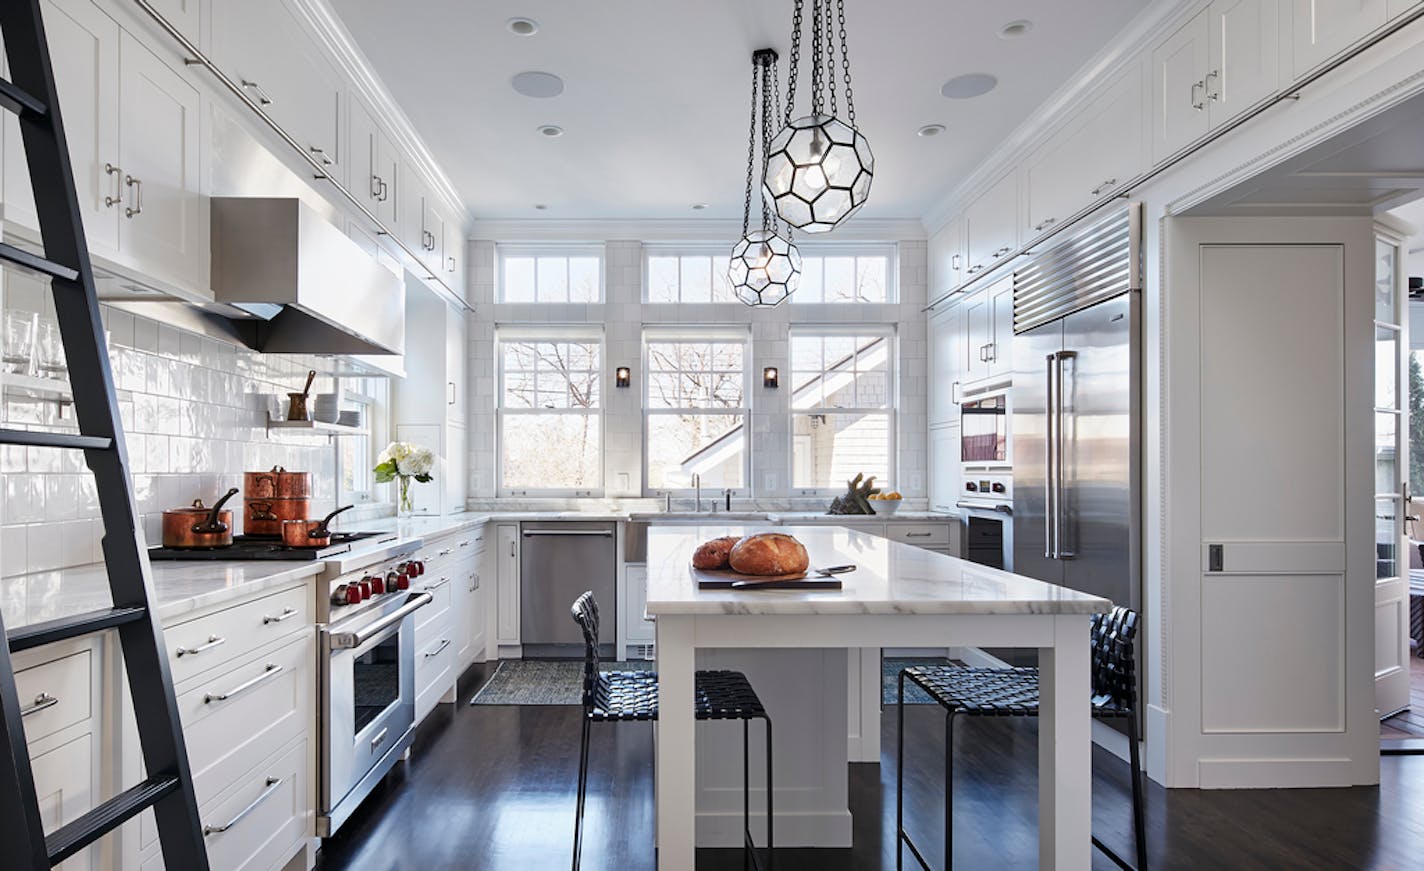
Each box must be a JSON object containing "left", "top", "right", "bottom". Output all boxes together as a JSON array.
[{"left": 646, "top": 524, "right": 1110, "bottom": 871}]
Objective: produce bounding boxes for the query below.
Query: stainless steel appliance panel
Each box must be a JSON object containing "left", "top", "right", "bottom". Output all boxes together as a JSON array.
[
  {"left": 1010, "top": 320, "right": 1063, "bottom": 582},
  {"left": 520, "top": 521, "right": 618, "bottom": 654}
]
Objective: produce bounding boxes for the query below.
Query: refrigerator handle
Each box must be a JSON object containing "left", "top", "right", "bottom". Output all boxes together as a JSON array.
[
  {"left": 1044, "top": 353, "right": 1056, "bottom": 560},
  {"left": 1055, "top": 351, "right": 1078, "bottom": 559}
]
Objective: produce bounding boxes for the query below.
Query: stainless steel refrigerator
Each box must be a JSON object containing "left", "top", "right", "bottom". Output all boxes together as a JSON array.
[{"left": 1012, "top": 204, "right": 1142, "bottom": 619}]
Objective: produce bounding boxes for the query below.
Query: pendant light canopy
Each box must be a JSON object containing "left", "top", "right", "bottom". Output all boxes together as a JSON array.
[
  {"left": 764, "top": 0, "right": 873, "bottom": 234},
  {"left": 730, "top": 48, "right": 802, "bottom": 307}
]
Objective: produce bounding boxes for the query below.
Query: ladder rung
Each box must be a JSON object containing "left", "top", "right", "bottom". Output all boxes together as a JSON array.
[
  {"left": 8, "top": 606, "right": 147, "bottom": 653},
  {"left": 0, "top": 428, "right": 113, "bottom": 451},
  {"left": 45, "top": 775, "right": 180, "bottom": 865},
  {"left": 0, "top": 77, "right": 47, "bottom": 117},
  {"left": 0, "top": 241, "right": 79, "bottom": 282}
]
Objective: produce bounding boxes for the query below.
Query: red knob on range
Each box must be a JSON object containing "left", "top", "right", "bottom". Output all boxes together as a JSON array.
[
  {"left": 345, "top": 583, "right": 363, "bottom": 604},
  {"left": 358, "top": 579, "right": 372, "bottom": 600},
  {"left": 412, "top": 560, "right": 425, "bottom": 576},
  {"left": 369, "top": 574, "right": 385, "bottom": 595},
  {"left": 397, "top": 572, "right": 410, "bottom": 591}
]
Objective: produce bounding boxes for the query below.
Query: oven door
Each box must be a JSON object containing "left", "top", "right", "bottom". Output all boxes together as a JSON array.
[
  {"left": 955, "top": 502, "right": 1013, "bottom": 571},
  {"left": 960, "top": 392, "right": 1009, "bottom": 464}
]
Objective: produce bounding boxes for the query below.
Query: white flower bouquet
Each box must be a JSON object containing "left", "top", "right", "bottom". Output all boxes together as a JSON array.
[{"left": 375, "top": 441, "right": 435, "bottom": 515}]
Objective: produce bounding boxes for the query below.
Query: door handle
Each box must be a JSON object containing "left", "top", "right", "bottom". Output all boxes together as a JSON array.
[
  {"left": 1033, "top": 217, "right": 1056, "bottom": 232},
  {"left": 424, "top": 638, "right": 452, "bottom": 658},
  {"left": 240, "top": 79, "right": 274, "bottom": 106},
  {"left": 371, "top": 727, "right": 390, "bottom": 751},
  {"left": 448, "top": 256, "right": 456, "bottom": 273},
  {"left": 993, "top": 246, "right": 1012, "bottom": 257},
  {"left": 310, "top": 146, "right": 333, "bottom": 166},
  {"left": 371, "top": 174, "right": 384, "bottom": 200},
  {"left": 1045, "top": 352, "right": 1056, "bottom": 560},
  {"left": 262, "top": 607, "right": 299, "bottom": 625},
  {"left": 1091, "top": 178, "right": 1118, "bottom": 196},
  {"left": 1205, "top": 69, "right": 1220, "bottom": 101},
  {"left": 123, "top": 175, "right": 142, "bottom": 218},
  {"left": 328, "top": 591, "right": 434, "bottom": 649},
  {"left": 1190, "top": 80, "right": 1205, "bottom": 111},
  {"left": 951, "top": 253, "right": 962, "bottom": 271},
  {"left": 104, "top": 163, "right": 122, "bottom": 207},
  {"left": 1054, "top": 350, "right": 1077, "bottom": 559},
  {"left": 521, "top": 530, "right": 615, "bottom": 537}
]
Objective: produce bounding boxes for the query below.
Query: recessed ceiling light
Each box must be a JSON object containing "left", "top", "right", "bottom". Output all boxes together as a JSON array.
[
  {"left": 941, "top": 73, "right": 998, "bottom": 99},
  {"left": 507, "top": 17, "right": 538, "bottom": 36},
  {"left": 690, "top": 203, "right": 709, "bottom": 210},
  {"left": 511, "top": 71, "right": 564, "bottom": 99},
  {"left": 998, "top": 19, "right": 1033, "bottom": 39},
  {"left": 917, "top": 124, "right": 946, "bottom": 137},
  {"left": 533, "top": 204, "right": 549, "bottom": 210},
  {"left": 538, "top": 124, "right": 564, "bottom": 137}
]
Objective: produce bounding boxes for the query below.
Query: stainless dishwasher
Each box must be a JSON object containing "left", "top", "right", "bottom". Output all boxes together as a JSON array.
[{"left": 520, "top": 521, "right": 618, "bottom": 657}]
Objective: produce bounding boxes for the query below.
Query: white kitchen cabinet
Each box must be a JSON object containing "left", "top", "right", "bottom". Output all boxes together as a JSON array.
[
  {"left": 927, "top": 214, "right": 965, "bottom": 299},
  {"left": 140, "top": 0, "right": 200, "bottom": 44},
  {"left": 622, "top": 564, "right": 654, "bottom": 654},
  {"left": 928, "top": 303, "right": 964, "bottom": 427},
  {"left": 988, "top": 276, "right": 1014, "bottom": 379},
  {"left": 963, "top": 170, "right": 1017, "bottom": 278},
  {"left": 495, "top": 524, "right": 520, "bottom": 651},
  {"left": 394, "top": 285, "right": 468, "bottom": 514},
  {"left": 1291, "top": 0, "right": 1387, "bottom": 77},
  {"left": 1389, "top": 0, "right": 1422, "bottom": 15},
  {"left": 454, "top": 530, "right": 486, "bottom": 670},
  {"left": 1151, "top": 8, "right": 1211, "bottom": 162},
  {"left": 442, "top": 209, "right": 467, "bottom": 301},
  {"left": 399, "top": 160, "right": 432, "bottom": 273},
  {"left": 929, "top": 424, "right": 961, "bottom": 515},
  {"left": 347, "top": 94, "right": 385, "bottom": 224},
  {"left": 32, "top": 734, "right": 97, "bottom": 871}
]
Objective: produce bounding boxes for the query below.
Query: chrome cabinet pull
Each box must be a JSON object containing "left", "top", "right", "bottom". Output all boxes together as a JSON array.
[
  {"left": 469, "top": 573, "right": 479, "bottom": 592},
  {"left": 370, "top": 727, "right": 389, "bottom": 750},
  {"left": 1205, "top": 69, "right": 1220, "bottom": 101},
  {"left": 1091, "top": 178, "right": 1118, "bottom": 196},
  {"left": 993, "top": 246, "right": 1012, "bottom": 257},
  {"left": 438, "top": 547, "right": 453, "bottom": 556},
  {"left": 458, "top": 540, "right": 471, "bottom": 548},
  {"left": 175, "top": 634, "right": 226, "bottom": 657},
  {"left": 20, "top": 692, "right": 58, "bottom": 717},
  {"left": 425, "top": 575, "right": 452, "bottom": 591},
  {"left": 905, "top": 531, "right": 932, "bottom": 538},
  {"left": 240, "top": 79, "right": 273, "bottom": 106},
  {"left": 1190, "top": 80, "right": 1205, "bottom": 110},
  {"left": 124, "top": 175, "right": 142, "bottom": 218},
  {"left": 424, "top": 638, "right": 451, "bottom": 658},
  {"left": 204, "top": 663, "right": 282, "bottom": 703},
  {"left": 1033, "top": 217, "right": 1056, "bottom": 232},
  {"left": 104, "top": 163, "right": 122, "bottom": 207},
  {"left": 950, "top": 253, "right": 962, "bottom": 270},
  {"left": 262, "top": 607, "right": 299, "bottom": 625},
  {"left": 310, "top": 146, "right": 333, "bottom": 166},
  {"left": 370, "top": 174, "right": 383, "bottom": 200},
  {"left": 204, "top": 777, "right": 282, "bottom": 835}
]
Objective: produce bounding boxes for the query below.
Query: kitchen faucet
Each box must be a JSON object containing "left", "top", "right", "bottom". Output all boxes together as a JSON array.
[{"left": 692, "top": 473, "right": 701, "bottom": 512}]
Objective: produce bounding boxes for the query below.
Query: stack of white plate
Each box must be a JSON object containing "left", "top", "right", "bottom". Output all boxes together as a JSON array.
[{"left": 313, "top": 392, "right": 341, "bottom": 423}]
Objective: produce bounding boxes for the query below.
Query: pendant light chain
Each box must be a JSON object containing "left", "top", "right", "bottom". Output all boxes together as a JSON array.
[
  {"left": 825, "top": 0, "right": 838, "bottom": 120},
  {"left": 784, "top": 0, "right": 803, "bottom": 125},
  {"left": 741, "top": 56, "right": 759, "bottom": 237},
  {"left": 760, "top": 57, "right": 776, "bottom": 230},
  {"left": 838, "top": 0, "right": 856, "bottom": 126},
  {"left": 810, "top": 0, "right": 825, "bottom": 116}
]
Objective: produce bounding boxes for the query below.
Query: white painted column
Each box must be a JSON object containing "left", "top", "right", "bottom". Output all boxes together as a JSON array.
[
  {"left": 655, "top": 615, "right": 696, "bottom": 870},
  {"left": 1038, "top": 613, "right": 1091, "bottom": 871}
]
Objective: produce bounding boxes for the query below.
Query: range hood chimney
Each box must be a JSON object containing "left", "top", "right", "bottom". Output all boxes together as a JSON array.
[{"left": 211, "top": 197, "right": 404, "bottom": 355}]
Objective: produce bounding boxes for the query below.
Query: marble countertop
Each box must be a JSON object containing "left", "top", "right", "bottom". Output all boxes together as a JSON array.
[{"left": 644, "top": 524, "right": 1110, "bottom": 616}]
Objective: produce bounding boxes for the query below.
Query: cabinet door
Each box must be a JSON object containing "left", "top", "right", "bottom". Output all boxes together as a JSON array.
[
  {"left": 988, "top": 277, "right": 1015, "bottom": 377},
  {"left": 399, "top": 161, "right": 427, "bottom": 264},
  {"left": 623, "top": 565, "right": 654, "bottom": 644},
  {"left": 375, "top": 128, "right": 400, "bottom": 230},
  {"left": 963, "top": 172, "right": 1017, "bottom": 275},
  {"left": 454, "top": 554, "right": 478, "bottom": 668},
  {"left": 1022, "top": 127, "right": 1080, "bottom": 241},
  {"left": 4, "top": 0, "right": 120, "bottom": 253},
  {"left": 348, "top": 94, "right": 383, "bottom": 218},
  {"left": 118, "top": 32, "right": 205, "bottom": 292},
  {"left": 496, "top": 524, "right": 519, "bottom": 645},
  {"left": 445, "top": 301, "right": 467, "bottom": 425},
  {"left": 927, "top": 215, "right": 965, "bottom": 298},
  {"left": 1209, "top": 0, "right": 1279, "bottom": 125},
  {"left": 1388, "top": 0, "right": 1421, "bottom": 16},
  {"left": 423, "top": 198, "right": 443, "bottom": 274},
  {"left": 928, "top": 305, "right": 963, "bottom": 426},
  {"left": 1291, "top": 0, "right": 1387, "bottom": 76},
  {"left": 963, "top": 288, "right": 991, "bottom": 383},
  {"left": 32, "top": 734, "right": 96, "bottom": 871},
  {"left": 444, "top": 212, "right": 466, "bottom": 301},
  {"left": 928, "top": 425, "right": 961, "bottom": 514},
  {"left": 1151, "top": 9, "right": 1210, "bottom": 163}
]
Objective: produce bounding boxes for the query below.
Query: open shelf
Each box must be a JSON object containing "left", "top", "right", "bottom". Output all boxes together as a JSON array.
[{"left": 265, "top": 412, "right": 364, "bottom": 436}]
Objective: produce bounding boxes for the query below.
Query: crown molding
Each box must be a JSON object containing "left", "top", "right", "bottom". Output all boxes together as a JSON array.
[
  {"left": 920, "top": 0, "right": 1202, "bottom": 235},
  {"left": 292, "top": 0, "right": 471, "bottom": 227},
  {"left": 467, "top": 217, "right": 927, "bottom": 243}
]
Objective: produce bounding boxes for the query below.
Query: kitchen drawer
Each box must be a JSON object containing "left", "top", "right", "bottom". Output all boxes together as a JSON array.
[
  {"left": 415, "top": 633, "right": 454, "bottom": 721},
  {"left": 165, "top": 585, "right": 311, "bottom": 684},
  {"left": 32, "top": 732, "right": 96, "bottom": 871},
  {"left": 175, "top": 633, "right": 311, "bottom": 808},
  {"left": 884, "top": 523, "right": 951, "bottom": 547},
  {"left": 414, "top": 575, "right": 453, "bottom": 637},
  {"left": 199, "top": 739, "right": 310, "bottom": 871},
  {"left": 15, "top": 649, "right": 92, "bottom": 747}
]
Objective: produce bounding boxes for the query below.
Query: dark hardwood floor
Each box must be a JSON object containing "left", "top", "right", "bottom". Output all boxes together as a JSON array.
[
  {"left": 1380, "top": 656, "right": 1424, "bottom": 740},
  {"left": 316, "top": 662, "right": 1424, "bottom": 870}
]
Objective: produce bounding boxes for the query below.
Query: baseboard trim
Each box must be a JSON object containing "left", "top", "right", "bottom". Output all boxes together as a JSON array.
[
  {"left": 1197, "top": 756, "right": 1359, "bottom": 788},
  {"left": 694, "top": 808, "right": 854, "bottom": 848}
]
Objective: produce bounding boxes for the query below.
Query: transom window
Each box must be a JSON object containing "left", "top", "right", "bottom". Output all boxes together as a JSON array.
[
  {"left": 498, "top": 329, "right": 602, "bottom": 495},
  {"left": 644, "top": 329, "right": 749, "bottom": 491},
  {"left": 790, "top": 248, "right": 893, "bottom": 303},
  {"left": 790, "top": 328, "right": 895, "bottom": 491},
  {"left": 499, "top": 247, "right": 603, "bottom": 303},
  {"left": 646, "top": 249, "right": 738, "bottom": 303}
]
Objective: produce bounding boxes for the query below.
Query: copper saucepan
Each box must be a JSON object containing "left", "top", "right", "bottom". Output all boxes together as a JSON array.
[
  {"left": 244, "top": 496, "right": 309, "bottom": 537},
  {"left": 281, "top": 505, "right": 354, "bottom": 548},
  {"left": 244, "top": 466, "right": 311, "bottom": 499},
  {"left": 161, "top": 488, "right": 240, "bottom": 549}
]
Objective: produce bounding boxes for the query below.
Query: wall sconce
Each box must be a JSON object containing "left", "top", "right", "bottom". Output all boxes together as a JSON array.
[
  {"left": 763, "top": 367, "right": 779, "bottom": 389},
  {"left": 615, "top": 367, "right": 631, "bottom": 389}
]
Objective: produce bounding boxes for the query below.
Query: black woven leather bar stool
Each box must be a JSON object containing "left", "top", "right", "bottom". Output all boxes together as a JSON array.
[
  {"left": 895, "top": 606, "right": 1146, "bottom": 871},
  {"left": 570, "top": 591, "right": 773, "bottom": 871}
]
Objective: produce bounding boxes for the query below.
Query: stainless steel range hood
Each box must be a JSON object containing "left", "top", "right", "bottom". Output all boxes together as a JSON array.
[{"left": 211, "top": 197, "right": 404, "bottom": 355}]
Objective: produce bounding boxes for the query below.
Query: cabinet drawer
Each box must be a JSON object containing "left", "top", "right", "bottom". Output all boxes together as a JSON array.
[
  {"left": 200, "top": 739, "right": 310, "bottom": 871},
  {"left": 166, "top": 585, "right": 311, "bottom": 683},
  {"left": 176, "top": 633, "right": 311, "bottom": 808},
  {"left": 413, "top": 575, "right": 453, "bottom": 635},
  {"left": 885, "top": 523, "right": 951, "bottom": 547},
  {"left": 15, "top": 649, "right": 92, "bottom": 746},
  {"left": 32, "top": 733, "right": 95, "bottom": 871},
  {"left": 415, "top": 634, "right": 454, "bottom": 720}
]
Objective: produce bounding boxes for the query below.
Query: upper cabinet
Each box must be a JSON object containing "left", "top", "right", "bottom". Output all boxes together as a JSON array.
[
  {"left": 1291, "top": 0, "right": 1387, "bottom": 77},
  {"left": 442, "top": 210, "right": 467, "bottom": 302},
  {"left": 963, "top": 171, "right": 1018, "bottom": 278},
  {"left": 349, "top": 93, "right": 400, "bottom": 230},
  {"left": 928, "top": 304, "right": 964, "bottom": 427},
  {"left": 1151, "top": 9, "right": 1211, "bottom": 161},
  {"left": 927, "top": 215, "right": 965, "bottom": 300}
]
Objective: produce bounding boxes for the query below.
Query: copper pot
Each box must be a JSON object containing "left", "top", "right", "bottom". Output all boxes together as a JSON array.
[
  {"left": 244, "top": 496, "right": 310, "bottom": 537},
  {"left": 281, "top": 505, "right": 354, "bottom": 548},
  {"left": 244, "top": 467, "right": 311, "bottom": 499},
  {"left": 162, "top": 488, "right": 239, "bottom": 549}
]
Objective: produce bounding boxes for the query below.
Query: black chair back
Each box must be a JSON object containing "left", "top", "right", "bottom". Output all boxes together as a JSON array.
[
  {"left": 570, "top": 591, "right": 601, "bottom": 712},
  {"left": 1089, "top": 606, "right": 1138, "bottom": 713}
]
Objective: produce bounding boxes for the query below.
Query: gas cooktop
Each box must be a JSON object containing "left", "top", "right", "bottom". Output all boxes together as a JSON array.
[{"left": 148, "top": 532, "right": 390, "bottom": 561}]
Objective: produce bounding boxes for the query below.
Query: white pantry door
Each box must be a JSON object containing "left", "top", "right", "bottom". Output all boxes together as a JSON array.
[{"left": 1373, "top": 230, "right": 1409, "bottom": 719}]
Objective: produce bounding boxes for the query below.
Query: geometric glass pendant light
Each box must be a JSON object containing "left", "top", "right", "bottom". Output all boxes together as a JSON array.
[
  {"left": 763, "top": 0, "right": 873, "bottom": 233},
  {"left": 729, "top": 48, "right": 802, "bottom": 307}
]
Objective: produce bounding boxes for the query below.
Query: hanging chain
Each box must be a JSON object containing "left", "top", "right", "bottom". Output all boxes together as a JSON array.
[
  {"left": 785, "top": 0, "right": 803, "bottom": 124},
  {"left": 742, "top": 56, "right": 758, "bottom": 236},
  {"left": 838, "top": 0, "right": 856, "bottom": 127},
  {"left": 810, "top": 0, "right": 824, "bottom": 115},
  {"left": 825, "top": 0, "right": 838, "bottom": 118},
  {"left": 760, "top": 56, "right": 775, "bottom": 230}
]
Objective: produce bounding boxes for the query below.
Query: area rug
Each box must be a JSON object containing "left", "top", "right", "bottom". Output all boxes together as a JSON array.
[{"left": 472, "top": 657, "right": 954, "bottom": 706}]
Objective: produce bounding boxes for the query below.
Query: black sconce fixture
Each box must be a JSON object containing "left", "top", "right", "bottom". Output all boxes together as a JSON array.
[
  {"left": 763, "top": 367, "right": 779, "bottom": 389},
  {"left": 615, "top": 367, "right": 631, "bottom": 389}
]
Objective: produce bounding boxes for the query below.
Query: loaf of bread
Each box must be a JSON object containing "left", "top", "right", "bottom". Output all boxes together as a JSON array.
[
  {"left": 728, "top": 533, "right": 810, "bottom": 576},
  {"left": 692, "top": 536, "right": 740, "bottom": 570}
]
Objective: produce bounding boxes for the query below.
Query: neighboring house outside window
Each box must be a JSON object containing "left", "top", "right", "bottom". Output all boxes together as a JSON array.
[
  {"left": 790, "top": 328, "right": 895, "bottom": 491},
  {"left": 498, "top": 246, "right": 603, "bottom": 302},
  {"left": 497, "top": 328, "right": 603, "bottom": 495},
  {"left": 643, "top": 329, "right": 749, "bottom": 491}
]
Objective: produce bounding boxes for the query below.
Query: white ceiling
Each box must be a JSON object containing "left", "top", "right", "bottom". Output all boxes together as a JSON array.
[{"left": 327, "top": 0, "right": 1147, "bottom": 223}]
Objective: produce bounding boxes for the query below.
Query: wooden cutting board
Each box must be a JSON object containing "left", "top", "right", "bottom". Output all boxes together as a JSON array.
[{"left": 691, "top": 564, "right": 843, "bottom": 590}]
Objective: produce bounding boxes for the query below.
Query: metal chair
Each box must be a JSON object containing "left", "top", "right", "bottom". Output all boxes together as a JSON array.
[
  {"left": 570, "top": 591, "right": 773, "bottom": 871},
  {"left": 895, "top": 606, "right": 1146, "bottom": 871}
]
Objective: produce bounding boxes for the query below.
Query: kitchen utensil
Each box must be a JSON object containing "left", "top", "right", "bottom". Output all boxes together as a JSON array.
[
  {"left": 281, "top": 504, "right": 354, "bottom": 548},
  {"left": 161, "top": 487, "right": 239, "bottom": 549},
  {"left": 313, "top": 392, "right": 341, "bottom": 423},
  {"left": 286, "top": 369, "right": 316, "bottom": 421},
  {"left": 3, "top": 311, "right": 37, "bottom": 375},
  {"left": 244, "top": 466, "right": 311, "bottom": 499},
  {"left": 814, "top": 564, "right": 857, "bottom": 576},
  {"left": 728, "top": 578, "right": 843, "bottom": 590},
  {"left": 243, "top": 496, "right": 310, "bottom": 536},
  {"left": 34, "top": 320, "right": 66, "bottom": 379}
]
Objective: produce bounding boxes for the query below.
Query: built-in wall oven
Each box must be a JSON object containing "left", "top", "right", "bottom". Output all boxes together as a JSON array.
[
  {"left": 956, "top": 470, "right": 1013, "bottom": 570},
  {"left": 960, "top": 390, "right": 1009, "bottom": 465}
]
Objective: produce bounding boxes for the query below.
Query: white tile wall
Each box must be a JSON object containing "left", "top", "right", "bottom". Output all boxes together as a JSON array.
[{"left": 465, "top": 238, "right": 931, "bottom": 506}]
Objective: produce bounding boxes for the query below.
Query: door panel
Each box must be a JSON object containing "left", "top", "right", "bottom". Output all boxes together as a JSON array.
[
  {"left": 1012, "top": 320, "right": 1063, "bottom": 582},
  {"left": 1151, "top": 9, "right": 1210, "bottom": 162},
  {"left": 1210, "top": 0, "right": 1279, "bottom": 122},
  {"left": 1292, "top": 0, "right": 1387, "bottom": 77},
  {"left": 1373, "top": 234, "right": 1409, "bottom": 718}
]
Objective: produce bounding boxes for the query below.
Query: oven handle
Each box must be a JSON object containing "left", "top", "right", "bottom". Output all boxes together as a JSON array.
[
  {"left": 955, "top": 501, "right": 1013, "bottom": 515},
  {"left": 328, "top": 592, "right": 433, "bottom": 650}
]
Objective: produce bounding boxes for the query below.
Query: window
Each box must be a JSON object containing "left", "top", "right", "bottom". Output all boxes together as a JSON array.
[
  {"left": 644, "top": 330, "right": 749, "bottom": 491},
  {"left": 336, "top": 376, "right": 387, "bottom": 505},
  {"left": 498, "top": 329, "right": 602, "bottom": 494},
  {"left": 790, "top": 248, "right": 893, "bottom": 303},
  {"left": 645, "top": 248, "right": 738, "bottom": 302},
  {"left": 790, "top": 329, "right": 894, "bottom": 491},
  {"left": 499, "top": 247, "right": 603, "bottom": 302}
]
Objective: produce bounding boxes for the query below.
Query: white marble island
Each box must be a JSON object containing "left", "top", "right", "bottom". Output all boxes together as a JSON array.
[{"left": 645, "top": 524, "right": 1110, "bottom": 871}]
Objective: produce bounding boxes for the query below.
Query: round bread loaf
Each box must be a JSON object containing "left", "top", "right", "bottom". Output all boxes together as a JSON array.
[
  {"left": 728, "top": 533, "right": 810, "bottom": 576},
  {"left": 692, "top": 536, "right": 740, "bottom": 570}
]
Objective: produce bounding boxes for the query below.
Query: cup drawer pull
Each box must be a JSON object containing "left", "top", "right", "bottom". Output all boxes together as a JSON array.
[{"left": 204, "top": 777, "right": 282, "bottom": 835}]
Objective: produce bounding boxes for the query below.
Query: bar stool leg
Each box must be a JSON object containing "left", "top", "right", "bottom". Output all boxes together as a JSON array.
[
  {"left": 765, "top": 715, "right": 774, "bottom": 871},
  {"left": 945, "top": 712, "right": 954, "bottom": 871},
  {"left": 743, "top": 718, "right": 751, "bottom": 871},
  {"left": 896, "top": 670, "right": 906, "bottom": 871},
  {"left": 572, "top": 716, "right": 592, "bottom": 871},
  {"left": 1127, "top": 714, "right": 1148, "bottom": 871}
]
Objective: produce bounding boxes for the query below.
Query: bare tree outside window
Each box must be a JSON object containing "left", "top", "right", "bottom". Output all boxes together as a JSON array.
[
  {"left": 645, "top": 339, "right": 747, "bottom": 489},
  {"left": 792, "top": 252, "right": 891, "bottom": 303},
  {"left": 790, "top": 331, "right": 894, "bottom": 489},
  {"left": 500, "top": 338, "right": 601, "bottom": 492}
]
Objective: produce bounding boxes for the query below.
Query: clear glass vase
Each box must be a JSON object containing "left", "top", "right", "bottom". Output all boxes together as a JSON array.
[{"left": 397, "top": 476, "right": 414, "bottom": 518}]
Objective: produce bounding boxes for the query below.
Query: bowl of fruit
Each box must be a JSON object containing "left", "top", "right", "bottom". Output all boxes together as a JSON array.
[{"left": 868, "top": 490, "right": 903, "bottom": 516}]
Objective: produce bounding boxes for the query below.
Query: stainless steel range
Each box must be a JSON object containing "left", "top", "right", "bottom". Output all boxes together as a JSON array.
[{"left": 315, "top": 536, "right": 431, "bottom": 837}]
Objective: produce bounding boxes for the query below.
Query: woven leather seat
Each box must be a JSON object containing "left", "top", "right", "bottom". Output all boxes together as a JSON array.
[
  {"left": 570, "top": 591, "right": 772, "bottom": 870},
  {"left": 896, "top": 607, "right": 1147, "bottom": 871}
]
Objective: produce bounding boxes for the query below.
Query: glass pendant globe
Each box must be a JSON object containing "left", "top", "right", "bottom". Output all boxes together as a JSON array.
[
  {"left": 728, "top": 228, "right": 802, "bottom": 307},
  {"left": 763, "top": 114, "right": 874, "bottom": 233}
]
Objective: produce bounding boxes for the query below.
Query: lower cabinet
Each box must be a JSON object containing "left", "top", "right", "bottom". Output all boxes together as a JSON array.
[
  {"left": 413, "top": 571, "right": 456, "bottom": 724},
  {"left": 454, "top": 537, "right": 487, "bottom": 672},
  {"left": 494, "top": 524, "right": 520, "bottom": 653},
  {"left": 32, "top": 733, "right": 98, "bottom": 871},
  {"left": 622, "top": 565, "right": 654, "bottom": 657}
]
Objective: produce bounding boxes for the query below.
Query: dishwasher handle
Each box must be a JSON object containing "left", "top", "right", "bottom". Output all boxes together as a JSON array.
[{"left": 521, "top": 529, "right": 614, "bottom": 537}]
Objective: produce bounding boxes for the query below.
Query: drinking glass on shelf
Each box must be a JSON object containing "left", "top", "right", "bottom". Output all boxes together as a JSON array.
[
  {"left": 35, "top": 321, "right": 67, "bottom": 380},
  {"left": 3, "top": 311, "right": 37, "bottom": 376}
]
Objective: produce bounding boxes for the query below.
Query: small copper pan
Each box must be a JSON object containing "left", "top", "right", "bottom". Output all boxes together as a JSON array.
[{"left": 281, "top": 505, "right": 354, "bottom": 548}]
